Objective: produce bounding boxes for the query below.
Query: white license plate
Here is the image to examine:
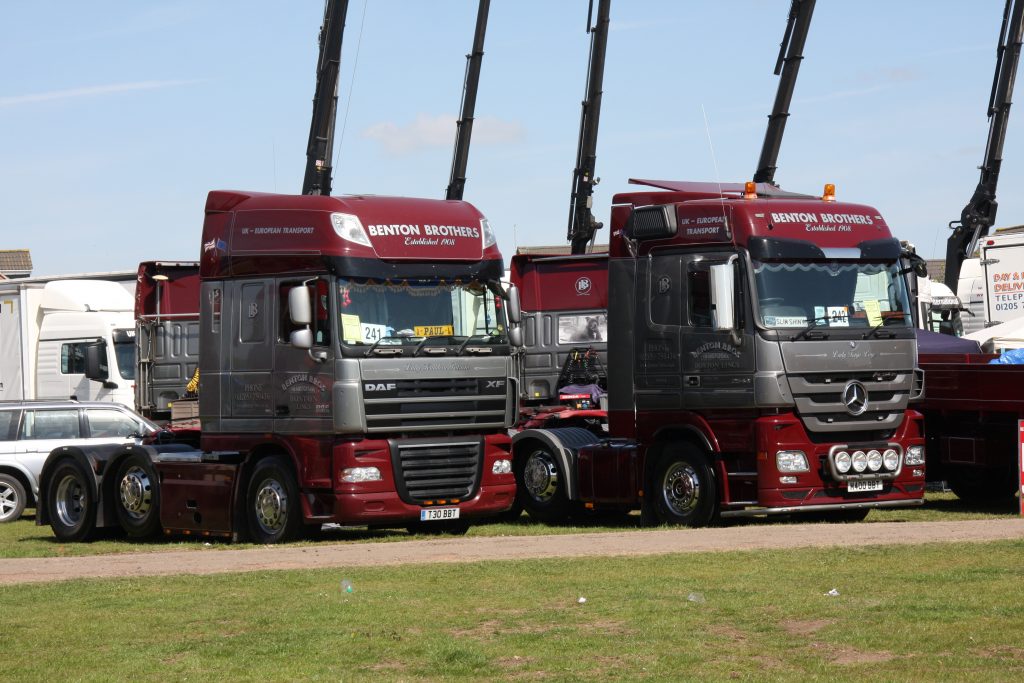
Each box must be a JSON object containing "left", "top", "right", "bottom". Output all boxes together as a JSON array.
[
  {"left": 847, "top": 479, "right": 883, "bottom": 493},
  {"left": 420, "top": 507, "right": 460, "bottom": 521}
]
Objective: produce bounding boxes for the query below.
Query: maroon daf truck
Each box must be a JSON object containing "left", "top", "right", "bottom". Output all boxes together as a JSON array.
[
  {"left": 510, "top": 179, "right": 927, "bottom": 525},
  {"left": 37, "top": 190, "right": 520, "bottom": 543}
]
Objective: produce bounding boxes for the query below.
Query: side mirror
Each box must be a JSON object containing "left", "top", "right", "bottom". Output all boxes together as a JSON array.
[
  {"left": 710, "top": 263, "right": 736, "bottom": 331},
  {"left": 290, "top": 328, "right": 313, "bottom": 350},
  {"left": 506, "top": 285, "right": 522, "bottom": 324},
  {"left": 84, "top": 342, "right": 109, "bottom": 381},
  {"left": 289, "top": 286, "right": 312, "bottom": 325},
  {"left": 508, "top": 326, "right": 524, "bottom": 348}
]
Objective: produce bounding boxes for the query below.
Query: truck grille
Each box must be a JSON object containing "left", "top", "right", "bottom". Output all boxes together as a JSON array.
[
  {"left": 789, "top": 371, "right": 912, "bottom": 440},
  {"left": 390, "top": 439, "right": 482, "bottom": 503},
  {"left": 364, "top": 377, "right": 508, "bottom": 433}
]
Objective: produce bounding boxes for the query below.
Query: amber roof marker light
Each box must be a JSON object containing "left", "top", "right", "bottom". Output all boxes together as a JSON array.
[{"left": 822, "top": 183, "right": 836, "bottom": 202}]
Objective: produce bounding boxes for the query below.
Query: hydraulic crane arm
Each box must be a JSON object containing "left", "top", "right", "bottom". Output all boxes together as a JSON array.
[
  {"left": 752, "top": 0, "right": 816, "bottom": 186},
  {"left": 944, "top": 0, "right": 1024, "bottom": 289},
  {"left": 567, "top": 0, "right": 611, "bottom": 255},
  {"left": 302, "top": 0, "right": 349, "bottom": 196},
  {"left": 446, "top": 0, "right": 490, "bottom": 201}
]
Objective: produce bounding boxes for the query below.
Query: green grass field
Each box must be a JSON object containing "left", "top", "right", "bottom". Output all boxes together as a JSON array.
[
  {"left": 3, "top": 540, "right": 1023, "bottom": 681},
  {"left": 0, "top": 491, "right": 1017, "bottom": 559}
]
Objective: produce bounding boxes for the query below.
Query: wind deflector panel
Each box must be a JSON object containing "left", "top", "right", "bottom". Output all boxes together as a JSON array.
[
  {"left": 627, "top": 205, "right": 677, "bottom": 240},
  {"left": 747, "top": 236, "right": 825, "bottom": 261}
]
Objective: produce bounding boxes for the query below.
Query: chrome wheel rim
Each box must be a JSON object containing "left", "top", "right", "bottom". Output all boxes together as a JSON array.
[
  {"left": 662, "top": 462, "right": 700, "bottom": 516},
  {"left": 55, "top": 474, "right": 86, "bottom": 528},
  {"left": 523, "top": 450, "right": 559, "bottom": 503},
  {"left": 0, "top": 481, "right": 19, "bottom": 521},
  {"left": 254, "top": 479, "right": 288, "bottom": 534},
  {"left": 118, "top": 465, "right": 153, "bottom": 520}
]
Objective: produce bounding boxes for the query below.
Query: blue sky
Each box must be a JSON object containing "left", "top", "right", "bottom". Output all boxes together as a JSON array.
[{"left": 1, "top": 1, "right": 1019, "bottom": 276}]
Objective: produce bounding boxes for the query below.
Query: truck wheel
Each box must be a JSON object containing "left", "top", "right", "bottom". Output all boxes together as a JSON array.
[
  {"left": 514, "top": 444, "right": 576, "bottom": 523},
  {"left": 47, "top": 460, "right": 96, "bottom": 542},
  {"left": 652, "top": 446, "right": 718, "bottom": 527},
  {"left": 114, "top": 454, "right": 161, "bottom": 538},
  {"left": 246, "top": 456, "right": 304, "bottom": 544},
  {"left": 0, "top": 474, "right": 27, "bottom": 523}
]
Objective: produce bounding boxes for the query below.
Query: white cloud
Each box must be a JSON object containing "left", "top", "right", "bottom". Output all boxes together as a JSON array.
[
  {"left": 362, "top": 113, "right": 524, "bottom": 155},
  {"left": 0, "top": 80, "right": 202, "bottom": 108}
]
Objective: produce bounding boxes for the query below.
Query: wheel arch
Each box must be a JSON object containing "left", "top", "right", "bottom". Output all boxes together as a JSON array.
[
  {"left": 643, "top": 428, "right": 717, "bottom": 489},
  {"left": 512, "top": 427, "right": 602, "bottom": 502},
  {"left": 37, "top": 443, "right": 126, "bottom": 527},
  {"left": 0, "top": 464, "right": 36, "bottom": 507}
]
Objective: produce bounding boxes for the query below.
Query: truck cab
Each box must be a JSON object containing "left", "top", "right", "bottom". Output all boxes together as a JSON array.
[{"left": 512, "top": 180, "right": 926, "bottom": 525}]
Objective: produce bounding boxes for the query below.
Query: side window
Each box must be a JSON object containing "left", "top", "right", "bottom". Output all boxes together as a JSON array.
[
  {"left": 61, "top": 343, "right": 87, "bottom": 374},
  {"left": 687, "top": 263, "right": 713, "bottom": 328},
  {"left": 0, "top": 410, "right": 17, "bottom": 440},
  {"left": 20, "top": 410, "right": 81, "bottom": 440},
  {"left": 86, "top": 409, "right": 140, "bottom": 438}
]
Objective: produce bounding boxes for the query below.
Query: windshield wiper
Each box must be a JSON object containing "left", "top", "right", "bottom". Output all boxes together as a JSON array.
[
  {"left": 456, "top": 334, "right": 495, "bottom": 356},
  {"left": 363, "top": 335, "right": 406, "bottom": 357},
  {"left": 790, "top": 316, "right": 832, "bottom": 341},
  {"left": 863, "top": 313, "right": 905, "bottom": 339},
  {"left": 412, "top": 336, "right": 448, "bottom": 357}
]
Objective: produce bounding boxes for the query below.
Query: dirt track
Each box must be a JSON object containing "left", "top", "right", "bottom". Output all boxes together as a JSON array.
[{"left": 2, "top": 518, "right": 1023, "bottom": 586}]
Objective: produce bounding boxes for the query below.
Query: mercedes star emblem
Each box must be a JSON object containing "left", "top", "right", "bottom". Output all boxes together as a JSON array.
[{"left": 842, "top": 380, "right": 868, "bottom": 416}]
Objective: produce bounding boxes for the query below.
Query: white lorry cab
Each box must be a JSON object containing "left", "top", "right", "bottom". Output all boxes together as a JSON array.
[
  {"left": 0, "top": 279, "right": 136, "bottom": 409},
  {"left": 956, "top": 227, "right": 1024, "bottom": 334}
]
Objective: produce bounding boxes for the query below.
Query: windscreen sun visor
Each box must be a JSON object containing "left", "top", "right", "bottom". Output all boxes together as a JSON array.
[{"left": 748, "top": 236, "right": 902, "bottom": 261}]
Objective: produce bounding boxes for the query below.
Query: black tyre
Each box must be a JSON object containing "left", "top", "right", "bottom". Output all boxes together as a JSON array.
[
  {"left": 113, "top": 454, "right": 161, "bottom": 538},
  {"left": 246, "top": 456, "right": 304, "bottom": 544},
  {"left": 0, "top": 473, "right": 27, "bottom": 523},
  {"left": 514, "top": 443, "right": 578, "bottom": 523},
  {"left": 652, "top": 445, "right": 718, "bottom": 527},
  {"left": 46, "top": 459, "right": 96, "bottom": 542}
]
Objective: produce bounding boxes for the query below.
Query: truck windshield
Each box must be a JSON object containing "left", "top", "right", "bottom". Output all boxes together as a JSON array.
[
  {"left": 753, "top": 260, "right": 913, "bottom": 330},
  {"left": 336, "top": 278, "right": 507, "bottom": 346}
]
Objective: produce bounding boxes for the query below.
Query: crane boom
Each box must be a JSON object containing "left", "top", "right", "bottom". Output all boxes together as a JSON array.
[
  {"left": 752, "top": 0, "right": 816, "bottom": 186},
  {"left": 446, "top": 0, "right": 491, "bottom": 201},
  {"left": 302, "top": 0, "right": 349, "bottom": 196},
  {"left": 567, "top": 0, "right": 611, "bottom": 255},
  {"left": 944, "top": 0, "right": 1024, "bottom": 289}
]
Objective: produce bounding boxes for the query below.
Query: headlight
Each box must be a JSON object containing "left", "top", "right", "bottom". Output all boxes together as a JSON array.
[
  {"left": 481, "top": 218, "right": 497, "bottom": 248},
  {"left": 331, "top": 212, "right": 372, "bottom": 247},
  {"left": 851, "top": 450, "right": 868, "bottom": 473},
  {"left": 867, "top": 450, "right": 883, "bottom": 472},
  {"left": 834, "top": 450, "right": 852, "bottom": 474},
  {"left": 883, "top": 448, "right": 900, "bottom": 471},
  {"left": 776, "top": 450, "right": 809, "bottom": 473},
  {"left": 341, "top": 466, "right": 382, "bottom": 483},
  {"left": 492, "top": 459, "right": 512, "bottom": 475},
  {"left": 905, "top": 445, "right": 925, "bottom": 466}
]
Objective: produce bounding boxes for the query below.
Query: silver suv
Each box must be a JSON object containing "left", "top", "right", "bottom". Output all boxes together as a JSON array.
[{"left": 0, "top": 401, "right": 158, "bottom": 523}]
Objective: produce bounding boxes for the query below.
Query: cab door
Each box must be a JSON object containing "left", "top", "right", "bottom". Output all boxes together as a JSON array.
[{"left": 679, "top": 253, "right": 755, "bottom": 409}]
